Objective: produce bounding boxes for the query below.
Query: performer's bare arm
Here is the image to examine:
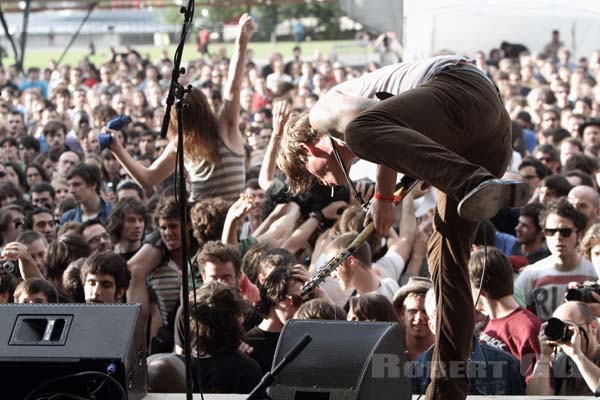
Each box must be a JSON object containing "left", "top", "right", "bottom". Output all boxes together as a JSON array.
[{"left": 309, "top": 87, "right": 377, "bottom": 136}]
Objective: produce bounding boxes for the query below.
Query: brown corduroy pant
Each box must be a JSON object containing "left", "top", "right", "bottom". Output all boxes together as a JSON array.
[{"left": 345, "top": 67, "right": 512, "bottom": 400}]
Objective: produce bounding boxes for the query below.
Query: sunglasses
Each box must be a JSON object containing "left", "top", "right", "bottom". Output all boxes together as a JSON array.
[
  {"left": 544, "top": 227, "right": 575, "bottom": 237},
  {"left": 286, "top": 294, "right": 305, "bottom": 308}
]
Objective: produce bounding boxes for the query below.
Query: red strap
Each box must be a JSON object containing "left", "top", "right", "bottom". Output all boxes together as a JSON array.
[{"left": 373, "top": 192, "right": 399, "bottom": 203}]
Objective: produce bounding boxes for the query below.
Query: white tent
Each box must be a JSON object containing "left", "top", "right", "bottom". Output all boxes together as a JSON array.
[{"left": 403, "top": 0, "right": 600, "bottom": 61}]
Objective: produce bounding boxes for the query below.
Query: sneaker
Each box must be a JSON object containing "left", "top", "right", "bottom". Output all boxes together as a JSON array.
[{"left": 457, "top": 179, "right": 529, "bottom": 222}]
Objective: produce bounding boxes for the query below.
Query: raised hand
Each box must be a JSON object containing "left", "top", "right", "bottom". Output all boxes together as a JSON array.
[
  {"left": 272, "top": 99, "right": 292, "bottom": 137},
  {"left": 238, "top": 13, "right": 255, "bottom": 43}
]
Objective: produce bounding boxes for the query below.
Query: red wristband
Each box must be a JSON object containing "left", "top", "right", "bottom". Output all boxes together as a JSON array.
[{"left": 373, "top": 192, "right": 398, "bottom": 203}]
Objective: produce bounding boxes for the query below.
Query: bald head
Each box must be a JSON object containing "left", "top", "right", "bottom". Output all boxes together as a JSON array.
[
  {"left": 568, "top": 185, "right": 600, "bottom": 229},
  {"left": 553, "top": 301, "right": 595, "bottom": 326}
]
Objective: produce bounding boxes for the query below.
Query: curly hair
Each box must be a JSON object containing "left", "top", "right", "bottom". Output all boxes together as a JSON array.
[
  {"left": 189, "top": 282, "right": 246, "bottom": 356},
  {"left": 540, "top": 198, "right": 588, "bottom": 233},
  {"left": 278, "top": 112, "right": 322, "bottom": 195},
  {"left": 153, "top": 196, "right": 188, "bottom": 225},
  {"left": 196, "top": 240, "right": 241, "bottom": 278},
  {"left": 190, "top": 197, "right": 231, "bottom": 245},
  {"left": 581, "top": 223, "right": 600, "bottom": 259}
]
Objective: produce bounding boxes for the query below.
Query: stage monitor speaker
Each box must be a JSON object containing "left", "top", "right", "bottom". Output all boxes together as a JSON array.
[
  {"left": 268, "top": 320, "right": 411, "bottom": 400},
  {"left": 0, "top": 303, "right": 147, "bottom": 399}
]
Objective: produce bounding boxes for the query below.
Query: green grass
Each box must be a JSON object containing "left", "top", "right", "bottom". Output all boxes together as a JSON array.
[{"left": 5, "top": 40, "right": 372, "bottom": 69}]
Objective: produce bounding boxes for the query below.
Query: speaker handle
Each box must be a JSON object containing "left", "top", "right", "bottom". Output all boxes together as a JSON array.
[{"left": 246, "top": 334, "right": 312, "bottom": 400}]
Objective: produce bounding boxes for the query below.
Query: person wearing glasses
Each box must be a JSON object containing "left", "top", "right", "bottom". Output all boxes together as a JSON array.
[
  {"left": 76, "top": 218, "right": 113, "bottom": 254},
  {"left": 515, "top": 199, "right": 597, "bottom": 320}
]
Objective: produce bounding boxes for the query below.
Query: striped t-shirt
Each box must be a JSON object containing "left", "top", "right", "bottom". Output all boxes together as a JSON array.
[
  {"left": 147, "top": 259, "right": 181, "bottom": 325},
  {"left": 185, "top": 140, "right": 245, "bottom": 202}
]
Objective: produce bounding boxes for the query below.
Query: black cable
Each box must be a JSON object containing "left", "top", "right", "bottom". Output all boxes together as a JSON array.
[
  {"left": 45, "top": 393, "right": 89, "bottom": 400},
  {"left": 56, "top": 2, "right": 97, "bottom": 66},
  {"left": 25, "top": 371, "right": 126, "bottom": 400},
  {"left": 0, "top": 5, "right": 20, "bottom": 71},
  {"left": 474, "top": 226, "right": 487, "bottom": 309}
]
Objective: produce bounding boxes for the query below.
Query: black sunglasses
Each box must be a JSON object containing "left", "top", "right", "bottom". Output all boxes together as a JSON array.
[{"left": 544, "top": 227, "right": 575, "bottom": 237}]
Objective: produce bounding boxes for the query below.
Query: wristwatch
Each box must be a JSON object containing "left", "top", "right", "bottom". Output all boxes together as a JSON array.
[{"left": 309, "top": 210, "right": 324, "bottom": 223}]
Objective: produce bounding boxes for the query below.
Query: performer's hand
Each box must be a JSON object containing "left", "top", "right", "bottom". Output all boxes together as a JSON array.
[{"left": 366, "top": 199, "right": 395, "bottom": 236}]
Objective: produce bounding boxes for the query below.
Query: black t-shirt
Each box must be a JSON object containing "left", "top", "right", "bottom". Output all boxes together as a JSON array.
[
  {"left": 245, "top": 327, "right": 280, "bottom": 374},
  {"left": 177, "top": 350, "right": 262, "bottom": 394}
]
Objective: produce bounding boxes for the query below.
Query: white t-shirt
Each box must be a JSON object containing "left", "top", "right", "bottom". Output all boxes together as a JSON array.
[
  {"left": 336, "top": 55, "right": 468, "bottom": 99},
  {"left": 373, "top": 250, "right": 406, "bottom": 282},
  {"left": 375, "top": 277, "right": 401, "bottom": 303},
  {"left": 514, "top": 255, "right": 597, "bottom": 320}
]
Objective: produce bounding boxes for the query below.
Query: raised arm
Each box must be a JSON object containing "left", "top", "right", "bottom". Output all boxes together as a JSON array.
[
  {"left": 219, "top": 13, "right": 254, "bottom": 144},
  {"left": 221, "top": 194, "right": 255, "bottom": 248},
  {"left": 389, "top": 196, "right": 417, "bottom": 262},
  {"left": 109, "top": 134, "right": 176, "bottom": 194},
  {"left": 259, "top": 100, "right": 291, "bottom": 190}
]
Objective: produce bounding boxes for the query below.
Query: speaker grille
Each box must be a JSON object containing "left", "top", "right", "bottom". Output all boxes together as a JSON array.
[{"left": 274, "top": 320, "right": 398, "bottom": 388}]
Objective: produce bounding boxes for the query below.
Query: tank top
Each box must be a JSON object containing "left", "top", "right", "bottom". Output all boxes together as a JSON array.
[{"left": 185, "top": 139, "right": 245, "bottom": 202}]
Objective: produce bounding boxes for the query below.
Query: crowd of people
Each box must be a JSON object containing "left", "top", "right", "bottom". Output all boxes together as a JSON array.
[{"left": 2, "top": 12, "right": 600, "bottom": 395}]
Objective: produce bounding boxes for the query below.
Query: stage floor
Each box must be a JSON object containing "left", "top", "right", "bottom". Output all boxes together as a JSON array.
[{"left": 145, "top": 396, "right": 598, "bottom": 399}]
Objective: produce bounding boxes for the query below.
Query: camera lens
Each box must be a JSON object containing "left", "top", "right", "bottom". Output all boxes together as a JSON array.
[
  {"left": 1, "top": 260, "right": 16, "bottom": 274},
  {"left": 545, "top": 317, "right": 573, "bottom": 342}
]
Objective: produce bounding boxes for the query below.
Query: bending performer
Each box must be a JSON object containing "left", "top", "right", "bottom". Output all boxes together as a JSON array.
[{"left": 279, "top": 55, "right": 528, "bottom": 400}]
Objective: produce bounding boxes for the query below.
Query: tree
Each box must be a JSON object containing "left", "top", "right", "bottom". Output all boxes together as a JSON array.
[{"left": 280, "top": 3, "right": 343, "bottom": 39}]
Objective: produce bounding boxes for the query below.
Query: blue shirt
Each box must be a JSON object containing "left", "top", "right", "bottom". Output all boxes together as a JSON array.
[
  {"left": 19, "top": 80, "right": 48, "bottom": 99},
  {"left": 60, "top": 198, "right": 113, "bottom": 225},
  {"left": 411, "top": 337, "right": 525, "bottom": 395}
]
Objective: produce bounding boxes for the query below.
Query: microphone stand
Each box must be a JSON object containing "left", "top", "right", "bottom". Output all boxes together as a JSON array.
[
  {"left": 247, "top": 334, "right": 312, "bottom": 400},
  {"left": 159, "top": 1, "right": 196, "bottom": 400},
  {"left": 161, "top": 0, "right": 194, "bottom": 140}
]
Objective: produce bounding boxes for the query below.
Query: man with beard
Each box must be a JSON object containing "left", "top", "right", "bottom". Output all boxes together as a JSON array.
[
  {"left": 81, "top": 251, "right": 130, "bottom": 304},
  {"left": 107, "top": 198, "right": 148, "bottom": 260},
  {"left": 77, "top": 218, "right": 112, "bottom": 253},
  {"left": 512, "top": 202, "right": 550, "bottom": 264},
  {"left": 30, "top": 183, "right": 56, "bottom": 211},
  {"left": 27, "top": 207, "right": 57, "bottom": 245}
]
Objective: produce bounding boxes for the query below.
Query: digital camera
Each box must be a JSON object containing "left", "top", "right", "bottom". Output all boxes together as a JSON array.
[
  {"left": 1, "top": 259, "right": 16, "bottom": 275},
  {"left": 565, "top": 282, "right": 600, "bottom": 303},
  {"left": 545, "top": 317, "right": 574, "bottom": 342}
]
